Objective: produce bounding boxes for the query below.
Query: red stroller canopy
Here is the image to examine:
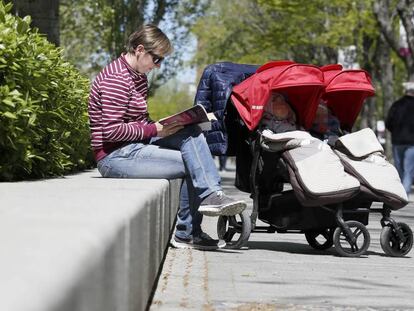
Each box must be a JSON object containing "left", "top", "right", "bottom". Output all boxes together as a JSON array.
[
  {"left": 320, "top": 64, "right": 343, "bottom": 84},
  {"left": 321, "top": 65, "right": 375, "bottom": 132},
  {"left": 231, "top": 61, "right": 325, "bottom": 130}
]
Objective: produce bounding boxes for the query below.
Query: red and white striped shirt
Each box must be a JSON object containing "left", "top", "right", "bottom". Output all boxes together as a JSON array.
[{"left": 88, "top": 55, "right": 157, "bottom": 161}]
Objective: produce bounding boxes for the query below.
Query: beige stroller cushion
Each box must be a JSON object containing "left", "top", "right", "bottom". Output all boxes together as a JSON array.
[
  {"left": 336, "top": 128, "right": 384, "bottom": 158},
  {"left": 334, "top": 128, "right": 408, "bottom": 209},
  {"left": 261, "top": 129, "right": 316, "bottom": 152},
  {"left": 261, "top": 129, "right": 315, "bottom": 142},
  {"left": 261, "top": 130, "right": 360, "bottom": 206},
  {"left": 284, "top": 140, "right": 360, "bottom": 206},
  {"left": 288, "top": 141, "right": 359, "bottom": 193}
]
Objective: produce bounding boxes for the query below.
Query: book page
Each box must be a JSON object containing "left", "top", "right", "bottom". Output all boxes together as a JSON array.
[{"left": 159, "top": 104, "right": 212, "bottom": 126}]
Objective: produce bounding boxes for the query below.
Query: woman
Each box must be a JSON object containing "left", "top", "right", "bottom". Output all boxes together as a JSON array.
[{"left": 88, "top": 24, "right": 246, "bottom": 250}]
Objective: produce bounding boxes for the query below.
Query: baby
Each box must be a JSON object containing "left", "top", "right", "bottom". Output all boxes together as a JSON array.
[
  {"left": 260, "top": 92, "right": 298, "bottom": 133},
  {"left": 310, "top": 101, "right": 342, "bottom": 142}
]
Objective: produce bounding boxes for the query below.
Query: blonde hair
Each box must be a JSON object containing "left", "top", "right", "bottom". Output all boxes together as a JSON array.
[{"left": 126, "top": 24, "right": 173, "bottom": 56}]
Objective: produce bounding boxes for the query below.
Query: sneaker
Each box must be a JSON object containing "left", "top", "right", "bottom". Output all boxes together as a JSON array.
[
  {"left": 198, "top": 191, "right": 246, "bottom": 217},
  {"left": 170, "top": 234, "right": 226, "bottom": 250},
  {"left": 198, "top": 231, "right": 226, "bottom": 247},
  {"left": 199, "top": 231, "right": 214, "bottom": 240}
]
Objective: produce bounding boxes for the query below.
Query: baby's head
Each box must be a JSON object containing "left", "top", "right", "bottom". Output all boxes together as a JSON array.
[
  {"left": 312, "top": 101, "right": 342, "bottom": 137},
  {"left": 313, "top": 103, "right": 329, "bottom": 133},
  {"left": 265, "top": 93, "right": 295, "bottom": 121}
]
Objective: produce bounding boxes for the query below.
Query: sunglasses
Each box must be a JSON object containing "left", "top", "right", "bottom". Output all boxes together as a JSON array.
[{"left": 148, "top": 51, "right": 164, "bottom": 65}]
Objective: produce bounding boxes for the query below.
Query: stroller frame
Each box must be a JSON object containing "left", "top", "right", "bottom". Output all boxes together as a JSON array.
[{"left": 217, "top": 124, "right": 413, "bottom": 257}]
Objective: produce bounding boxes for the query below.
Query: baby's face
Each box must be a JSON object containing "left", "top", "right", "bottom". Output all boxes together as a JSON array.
[
  {"left": 314, "top": 106, "right": 328, "bottom": 132},
  {"left": 271, "top": 95, "right": 290, "bottom": 118}
]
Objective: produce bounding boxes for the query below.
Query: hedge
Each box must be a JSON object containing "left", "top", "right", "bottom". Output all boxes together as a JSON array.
[{"left": 0, "top": 1, "right": 94, "bottom": 181}]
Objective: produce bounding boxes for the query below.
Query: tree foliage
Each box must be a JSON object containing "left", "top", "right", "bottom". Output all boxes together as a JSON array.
[
  {"left": 59, "top": 0, "right": 113, "bottom": 77},
  {"left": 192, "top": 0, "right": 381, "bottom": 66},
  {"left": 60, "top": 0, "right": 209, "bottom": 85},
  {"left": 373, "top": 0, "right": 414, "bottom": 79},
  {"left": 192, "top": 0, "right": 414, "bottom": 90}
]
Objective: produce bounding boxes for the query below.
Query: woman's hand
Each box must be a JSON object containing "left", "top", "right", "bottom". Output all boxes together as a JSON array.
[{"left": 155, "top": 122, "right": 184, "bottom": 137}]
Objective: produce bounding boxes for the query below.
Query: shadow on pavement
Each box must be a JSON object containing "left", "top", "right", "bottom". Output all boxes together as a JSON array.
[
  {"left": 246, "top": 240, "right": 337, "bottom": 256},
  {"left": 247, "top": 240, "right": 414, "bottom": 258}
]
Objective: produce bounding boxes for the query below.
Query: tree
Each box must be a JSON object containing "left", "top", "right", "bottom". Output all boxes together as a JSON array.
[
  {"left": 59, "top": 0, "right": 113, "bottom": 77},
  {"left": 371, "top": 0, "right": 414, "bottom": 154},
  {"left": 373, "top": 0, "right": 414, "bottom": 80},
  {"left": 59, "top": 0, "right": 209, "bottom": 86},
  {"left": 191, "top": 0, "right": 375, "bottom": 67},
  {"left": 9, "top": 0, "right": 60, "bottom": 45}
]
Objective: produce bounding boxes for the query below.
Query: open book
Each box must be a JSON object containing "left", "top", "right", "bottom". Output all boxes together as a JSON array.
[{"left": 159, "top": 104, "right": 216, "bottom": 130}]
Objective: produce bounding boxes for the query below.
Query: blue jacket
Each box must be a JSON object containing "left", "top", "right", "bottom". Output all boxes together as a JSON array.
[{"left": 194, "top": 62, "right": 258, "bottom": 155}]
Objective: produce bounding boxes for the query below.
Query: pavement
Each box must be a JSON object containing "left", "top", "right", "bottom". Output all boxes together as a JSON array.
[{"left": 150, "top": 160, "right": 414, "bottom": 311}]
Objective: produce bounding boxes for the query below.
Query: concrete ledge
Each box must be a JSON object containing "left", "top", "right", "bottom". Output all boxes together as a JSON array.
[{"left": 0, "top": 169, "right": 181, "bottom": 311}]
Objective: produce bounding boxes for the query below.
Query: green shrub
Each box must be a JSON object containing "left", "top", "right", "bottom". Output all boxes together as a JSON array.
[{"left": 0, "top": 1, "right": 93, "bottom": 181}]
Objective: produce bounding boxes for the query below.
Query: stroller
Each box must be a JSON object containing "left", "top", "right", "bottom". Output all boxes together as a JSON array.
[{"left": 217, "top": 61, "right": 413, "bottom": 257}]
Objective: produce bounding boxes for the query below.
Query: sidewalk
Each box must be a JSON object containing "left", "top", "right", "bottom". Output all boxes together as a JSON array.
[{"left": 150, "top": 164, "right": 414, "bottom": 311}]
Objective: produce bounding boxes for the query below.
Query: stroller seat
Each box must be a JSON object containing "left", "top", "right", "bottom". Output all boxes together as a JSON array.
[
  {"left": 261, "top": 129, "right": 360, "bottom": 206},
  {"left": 260, "top": 128, "right": 408, "bottom": 209}
]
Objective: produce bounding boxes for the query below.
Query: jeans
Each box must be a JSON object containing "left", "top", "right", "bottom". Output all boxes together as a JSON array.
[
  {"left": 96, "top": 125, "right": 221, "bottom": 239},
  {"left": 392, "top": 144, "right": 414, "bottom": 194}
]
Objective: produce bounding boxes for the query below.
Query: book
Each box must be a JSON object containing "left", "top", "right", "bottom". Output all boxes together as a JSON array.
[{"left": 159, "top": 104, "right": 216, "bottom": 130}]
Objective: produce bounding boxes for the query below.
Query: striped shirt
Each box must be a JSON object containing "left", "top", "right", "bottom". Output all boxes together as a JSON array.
[{"left": 88, "top": 55, "right": 157, "bottom": 161}]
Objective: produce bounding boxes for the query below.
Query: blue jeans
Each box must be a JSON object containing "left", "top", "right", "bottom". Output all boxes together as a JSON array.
[
  {"left": 97, "top": 125, "right": 221, "bottom": 239},
  {"left": 392, "top": 144, "right": 414, "bottom": 194}
]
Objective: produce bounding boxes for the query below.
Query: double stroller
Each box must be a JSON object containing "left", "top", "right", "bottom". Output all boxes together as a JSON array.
[{"left": 202, "top": 61, "right": 413, "bottom": 257}]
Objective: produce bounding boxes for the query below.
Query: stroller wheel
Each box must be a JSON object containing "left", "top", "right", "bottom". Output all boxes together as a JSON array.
[
  {"left": 333, "top": 221, "right": 370, "bottom": 257},
  {"left": 380, "top": 222, "right": 413, "bottom": 257},
  {"left": 217, "top": 210, "right": 251, "bottom": 249},
  {"left": 305, "top": 228, "right": 334, "bottom": 250}
]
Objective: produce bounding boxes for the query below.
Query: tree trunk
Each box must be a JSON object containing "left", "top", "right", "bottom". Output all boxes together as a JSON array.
[
  {"left": 396, "top": 0, "right": 414, "bottom": 80},
  {"left": 11, "top": 0, "right": 60, "bottom": 46},
  {"left": 108, "top": 0, "right": 150, "bottom": 59},
  {"left": 357, "top": 31, "right": 376, "bottom": 132},
  {"left": 379, "top": 36, "right": 395, "bottom": 158},
  {"left": 371, "top": 32, "right": 394, "bottom": 158}
]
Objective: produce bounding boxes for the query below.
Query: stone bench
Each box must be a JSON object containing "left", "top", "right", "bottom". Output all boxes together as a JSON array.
[{"left": 0, "top": 169, "right": 181, "bottom": 311}]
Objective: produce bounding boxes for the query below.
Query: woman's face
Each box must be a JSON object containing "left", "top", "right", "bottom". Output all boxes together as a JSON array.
[{"left": 131, "top": 45, "right": 162, "bottom": 74}]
